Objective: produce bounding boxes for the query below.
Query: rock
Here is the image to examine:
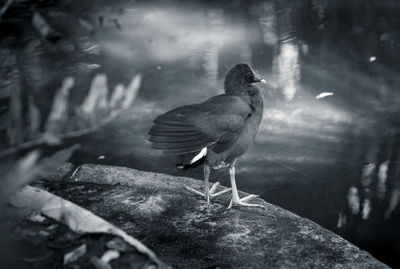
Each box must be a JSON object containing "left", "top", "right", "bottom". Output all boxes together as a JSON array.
[
  {"left": 44, "top": 162, "right": 76, "bottom": 181},
  {"left": 47, "top": 164, "right": 389, "bottom": 268}
]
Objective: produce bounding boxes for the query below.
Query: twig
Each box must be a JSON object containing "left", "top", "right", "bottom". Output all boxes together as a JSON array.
[
  {"left": 0, "top": 0, "right": 14, "bottom": 21},
  {"left": 0, "top": 137, "right": 46, "bottom": 158},
  {"left": 58, "top": 113, "right": 119, "bottom": 139},
  {"left": 0, "top": 112, "right": 120, "bottom": 158}
]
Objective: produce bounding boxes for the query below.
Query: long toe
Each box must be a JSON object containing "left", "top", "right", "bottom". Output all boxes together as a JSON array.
[
  {"left": 184, "top": 186, "right": 206, "bottom": 198},
  {"left": 239, "top": 194, "right": 259, "bottom": 202},
  {"left": 210, "top": 188, "right": 232, "bottom": 198},
  {"left": 228, "top": 194, "right": 264, "bottom": 209},
  {"left": 185, "top": 183, "right": 231, "bottom": 201}
]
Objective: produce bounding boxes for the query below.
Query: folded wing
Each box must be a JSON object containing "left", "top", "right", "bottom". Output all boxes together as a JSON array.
[{"left": 149, "top": 94, "right": 252, "bottom": 155}]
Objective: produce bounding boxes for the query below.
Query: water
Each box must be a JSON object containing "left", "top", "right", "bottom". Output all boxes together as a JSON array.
[{"left": 11, "top": 0, "right": 400, "bottom": 267}]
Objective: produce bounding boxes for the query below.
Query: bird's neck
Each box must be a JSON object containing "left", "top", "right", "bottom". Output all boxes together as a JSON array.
[{"left": 224, "top": 81, "right": 252, "bottom": 95}]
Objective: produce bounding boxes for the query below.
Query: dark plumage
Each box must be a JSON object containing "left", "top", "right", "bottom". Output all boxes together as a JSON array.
[{"left": 148, "top": 63, "right": 266, "bottom": 207}]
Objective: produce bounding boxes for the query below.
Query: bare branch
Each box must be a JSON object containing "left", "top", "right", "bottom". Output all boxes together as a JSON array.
[
  {"left": 45, "top": 77, "right": 74, "bottom": 134},
  {"left": 121, "top": 74, "right": 141, "bottom": 109}
]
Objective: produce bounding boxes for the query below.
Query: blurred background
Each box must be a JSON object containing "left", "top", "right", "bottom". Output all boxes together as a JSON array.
[{"left": 1, "top": 0, "right": 400, "bottom": 267}]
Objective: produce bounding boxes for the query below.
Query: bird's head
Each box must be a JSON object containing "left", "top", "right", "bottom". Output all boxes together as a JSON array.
[{"left": 224, "top": 63, "right": 266, "bottom": 94}]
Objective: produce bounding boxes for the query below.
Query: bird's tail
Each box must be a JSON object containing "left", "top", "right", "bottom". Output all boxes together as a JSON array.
[
  {"left": 176, "top": 155, "right": 205, "bottom": 170},
  {"left": 176, "top": 147, "right": 207, "bottom": 170}
]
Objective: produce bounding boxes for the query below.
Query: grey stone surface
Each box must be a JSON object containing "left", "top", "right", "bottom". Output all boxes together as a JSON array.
[
  {"left": 44, "top": 162, "right": 76, "bottom": 181},
  {"left": 44, "top": 163, "right": 389, "bottom": 269}
]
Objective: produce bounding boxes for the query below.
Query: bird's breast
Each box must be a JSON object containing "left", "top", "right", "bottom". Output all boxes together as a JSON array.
[{"left": 206, "top": 95, "right": 263, "bottom": 169}]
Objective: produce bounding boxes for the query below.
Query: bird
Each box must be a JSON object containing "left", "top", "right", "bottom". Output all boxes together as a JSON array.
[{"left": 148, "top": 63, "right": 266, "bottom": 208}]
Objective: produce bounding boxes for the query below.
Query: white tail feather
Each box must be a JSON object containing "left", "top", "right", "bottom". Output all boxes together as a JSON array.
[{"left": 189, "top": 147, "right": 207, "bottom": 165}]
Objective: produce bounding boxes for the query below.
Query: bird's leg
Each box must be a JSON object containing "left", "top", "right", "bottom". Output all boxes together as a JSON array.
[
  {"left": 185, "top": 164, "right": 231, "bottom": 204},
  {"left": 228, "top": 161, "right": 264, "bottom": 209}
]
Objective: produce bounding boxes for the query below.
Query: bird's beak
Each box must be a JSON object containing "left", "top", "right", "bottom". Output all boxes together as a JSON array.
[{"left": 253, "top": 77, "right": 267, "bottom": 84}]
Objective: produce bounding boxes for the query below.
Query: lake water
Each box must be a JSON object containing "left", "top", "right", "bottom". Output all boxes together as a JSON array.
[{"left": 18, "top": 0, "right": 400, "bottom": 267}]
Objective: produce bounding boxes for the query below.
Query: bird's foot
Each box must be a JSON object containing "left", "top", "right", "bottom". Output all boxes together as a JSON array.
[
  {"left": 228, "top": 194, "right": 264, "bottom": 209},
  {"left": 185, "top": 182, "right": 232, "bottom": 204}
]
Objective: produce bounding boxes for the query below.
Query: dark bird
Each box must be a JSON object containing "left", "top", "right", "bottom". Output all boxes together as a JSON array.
[{"left": 148, "top": 63, "right": 265, "bottom": 208}]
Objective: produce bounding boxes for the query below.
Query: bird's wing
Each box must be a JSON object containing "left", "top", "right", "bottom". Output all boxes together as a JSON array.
[{"left": 149, "top": 94, "right": 252, "bottom": 154}]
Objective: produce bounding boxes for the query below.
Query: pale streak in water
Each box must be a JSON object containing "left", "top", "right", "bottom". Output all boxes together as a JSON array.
[
  {"left": 337, "top": 211, "right": 347, "bottom": 228},
  {"left": 377, "top": 161, "right": 389, "bottom": 201},
  {"left": 362, "top": 198, "right": 371, "bottom": 220},
  {"left": 385, "top": 185, "right": 400, "bottom": 219},
  {"left": 347, "top": 187, "right": 360, "bottom": 215},
  {"left": 258, "top": 2, "right": 277, "bottom": 46},
  {"left": 203, "top": 9, "right": 224, "bottom": 83},
  {"left": 361, "top": 163, "right": 375, "bottom": 187},
  {"left": 275, "top": 42, "right": 300, "bottom": 101}
]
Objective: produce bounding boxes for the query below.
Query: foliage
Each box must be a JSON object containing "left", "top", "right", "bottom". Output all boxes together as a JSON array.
[{"left": 0, "top": 73, "right": 141, "bottom": 200}]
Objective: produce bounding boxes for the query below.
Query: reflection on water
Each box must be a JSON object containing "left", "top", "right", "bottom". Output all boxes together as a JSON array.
[
  {"left": 275, "top": 42, "right": 299, "bottom": 100},
  {"left": 274, "top": 1, "right": 299, "bottom": 100},
  {"left": 12, "top": 0, "right": 400, "bottom": 267},
  {"left": 336, "top": 127, "right": 400, "bottom": 267}
]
